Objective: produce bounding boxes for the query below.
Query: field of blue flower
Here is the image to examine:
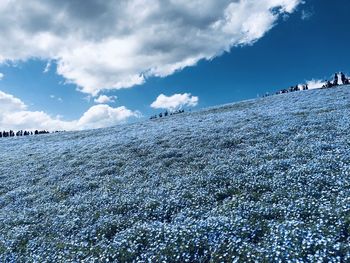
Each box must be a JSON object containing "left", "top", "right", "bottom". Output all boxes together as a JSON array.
[{"left": 1, "top": 86, "right": 350, "bottom": 262}]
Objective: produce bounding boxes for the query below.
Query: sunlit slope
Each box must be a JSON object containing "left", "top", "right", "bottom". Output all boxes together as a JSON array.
[{"left": 1, "top": 86, "right": 350, "bottom": 262}]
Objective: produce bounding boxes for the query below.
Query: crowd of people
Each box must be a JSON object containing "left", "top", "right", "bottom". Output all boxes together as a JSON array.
[
  {"left": 150, "top": 109, "right": 185, "bottom": 120},
  {"left": 0, "top": 130, "right": 50, "bottom": 138}
]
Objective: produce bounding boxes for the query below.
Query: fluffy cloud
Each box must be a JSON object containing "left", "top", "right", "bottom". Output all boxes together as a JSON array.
[
  {"left": 77, "top": 105, "right": 138, "bottom": 130},
  {"left": 304, "top": 73, "right": 350, "bottom": 90},
  {"left": 0, "top": 90, "right": 27, "bottom": 112},
  {"left": 0, "top": 0, "right": 302, "bottom": 95},
  {"left": 151, "top": 93, "right": 198, "bottom": 111},
  {"left": 0, "top": 90, "right": 138, "bottom": 131},
  {"left": 306, "top": 79, "right": 326, "bottom": 90},
  {"left": 94, "top": 95, "right": 117, "bottom": 104}
]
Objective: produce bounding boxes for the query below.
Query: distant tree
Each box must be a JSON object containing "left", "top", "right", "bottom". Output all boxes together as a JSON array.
[
  {"left": 341, "top": 72, "right": 349, "bottom": 85},
  {"left": 37, "top": 130, "right": 49, "bottom": 134},
  {"left": 34, "top": 130, "right": 39, "bottom": 135},
  {"left": 159, "top": 113, "right": 163, "bottom": 118},
  {"left": 321, "top": 80, "right": 327, "bottom": 89},
  {"left": 341, "top": 72, "right": 346, "bottom": 84},
  {"left": 164, "top": 111, "right": 168, "bottom": 117},
  {"left": 333, "top": 73, "right": 339, "bottom": 86}
]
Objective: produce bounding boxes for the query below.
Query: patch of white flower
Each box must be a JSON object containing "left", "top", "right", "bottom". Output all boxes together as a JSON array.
[{"left": 0, "top": 86, "right": 350, "bottom": 261}]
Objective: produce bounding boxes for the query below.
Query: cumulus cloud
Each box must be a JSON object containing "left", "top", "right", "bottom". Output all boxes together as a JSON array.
[
  {"left": 0, "top": 0, "right": 302, "bottom": 95},
  {"left": 77, "top": 105, "right": 139, "bottom": 130},
  {"left": 0, "top": 90, "right": 138, "bottom": 131},
  {"left": 306, "top": 79, "right": 326, "bottom": 90},
  {"left": 304, "top": 73, "right": 350, "bottom": 89},
  {"left": 94, "top": 95, "right": 117, "bottom": 104},
  {"left": 151, "top": 93, "right": 198, "bottom": 111},
  {"left": 0, "top": 90, "right": 27, "bottom": 112}
]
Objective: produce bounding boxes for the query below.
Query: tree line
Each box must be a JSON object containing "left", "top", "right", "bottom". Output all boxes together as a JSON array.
[
  {"left": 322, "top": 72, "right": 349, "bottom": 88},
  {"left": 2, "top": 72, "right": 349, "bottom": 136},
  {"left": 262, "top": 72, "right": 349, "bottom": 97},
  {"left": 150, "top": 109, "right": 185, "bottom": 120},
  {"left": 0, "top": 130, "right": 51, "bottom": 138}
]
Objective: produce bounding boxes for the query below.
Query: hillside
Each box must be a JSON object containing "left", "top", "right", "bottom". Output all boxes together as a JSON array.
[{"left": 1, "top": 86, "right": 350, "bottom": 262}]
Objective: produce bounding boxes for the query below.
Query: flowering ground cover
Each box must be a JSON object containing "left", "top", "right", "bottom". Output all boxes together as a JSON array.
[{"left": 0, "top": 86, "right": 350, "bottom": 262}]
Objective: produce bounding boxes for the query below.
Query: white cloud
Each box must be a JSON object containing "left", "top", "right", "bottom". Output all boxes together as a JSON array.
[
  {"left": 0, "top": 90, "right": 138, "bottom": 131},
  {"left": 304, "top": 73, "right": 350, "bottom": 89},
  {"left": 50, "top": 94, "right": 63, "bottom": 102},
  {"left": 94, "top": 95, "right": 117, "bottom": 104},
  {"left": 151, "top": 93, "right": 198, "bottom": 111},
  {"left": 77, "top": 105, "right": 139, "bottom": 130},
  {"left": 301, "top": 9, "right": 313, "bottom": 20},
  {"left": 306, "top": 79, "right": 326, "bottom": 89},
  {"left": 0, "top": 0, "right": 302, "bottom": 95},
  {"left": 0, "top": 72, "right": 3, "bottom": 80},
  {"left": 0, "top": 90, "right": 27, "bottom": 112},
  {"left": 43, "top": 61, "right": 52, "bottom": 73}
]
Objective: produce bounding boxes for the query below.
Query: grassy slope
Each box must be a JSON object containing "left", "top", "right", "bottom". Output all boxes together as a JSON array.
[{"left": 0, "top": 86, "right": 350, "bottom": 262}]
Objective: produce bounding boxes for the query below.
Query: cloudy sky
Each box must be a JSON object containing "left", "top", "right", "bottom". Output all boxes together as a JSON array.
[{"left": 0, "top": 0, "right": 349, "bottom": 131}]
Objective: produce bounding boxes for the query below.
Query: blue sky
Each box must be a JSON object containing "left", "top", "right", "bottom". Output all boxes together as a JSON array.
[{"left": 0, "top": 0, "right": 349, "bottom": 131}]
